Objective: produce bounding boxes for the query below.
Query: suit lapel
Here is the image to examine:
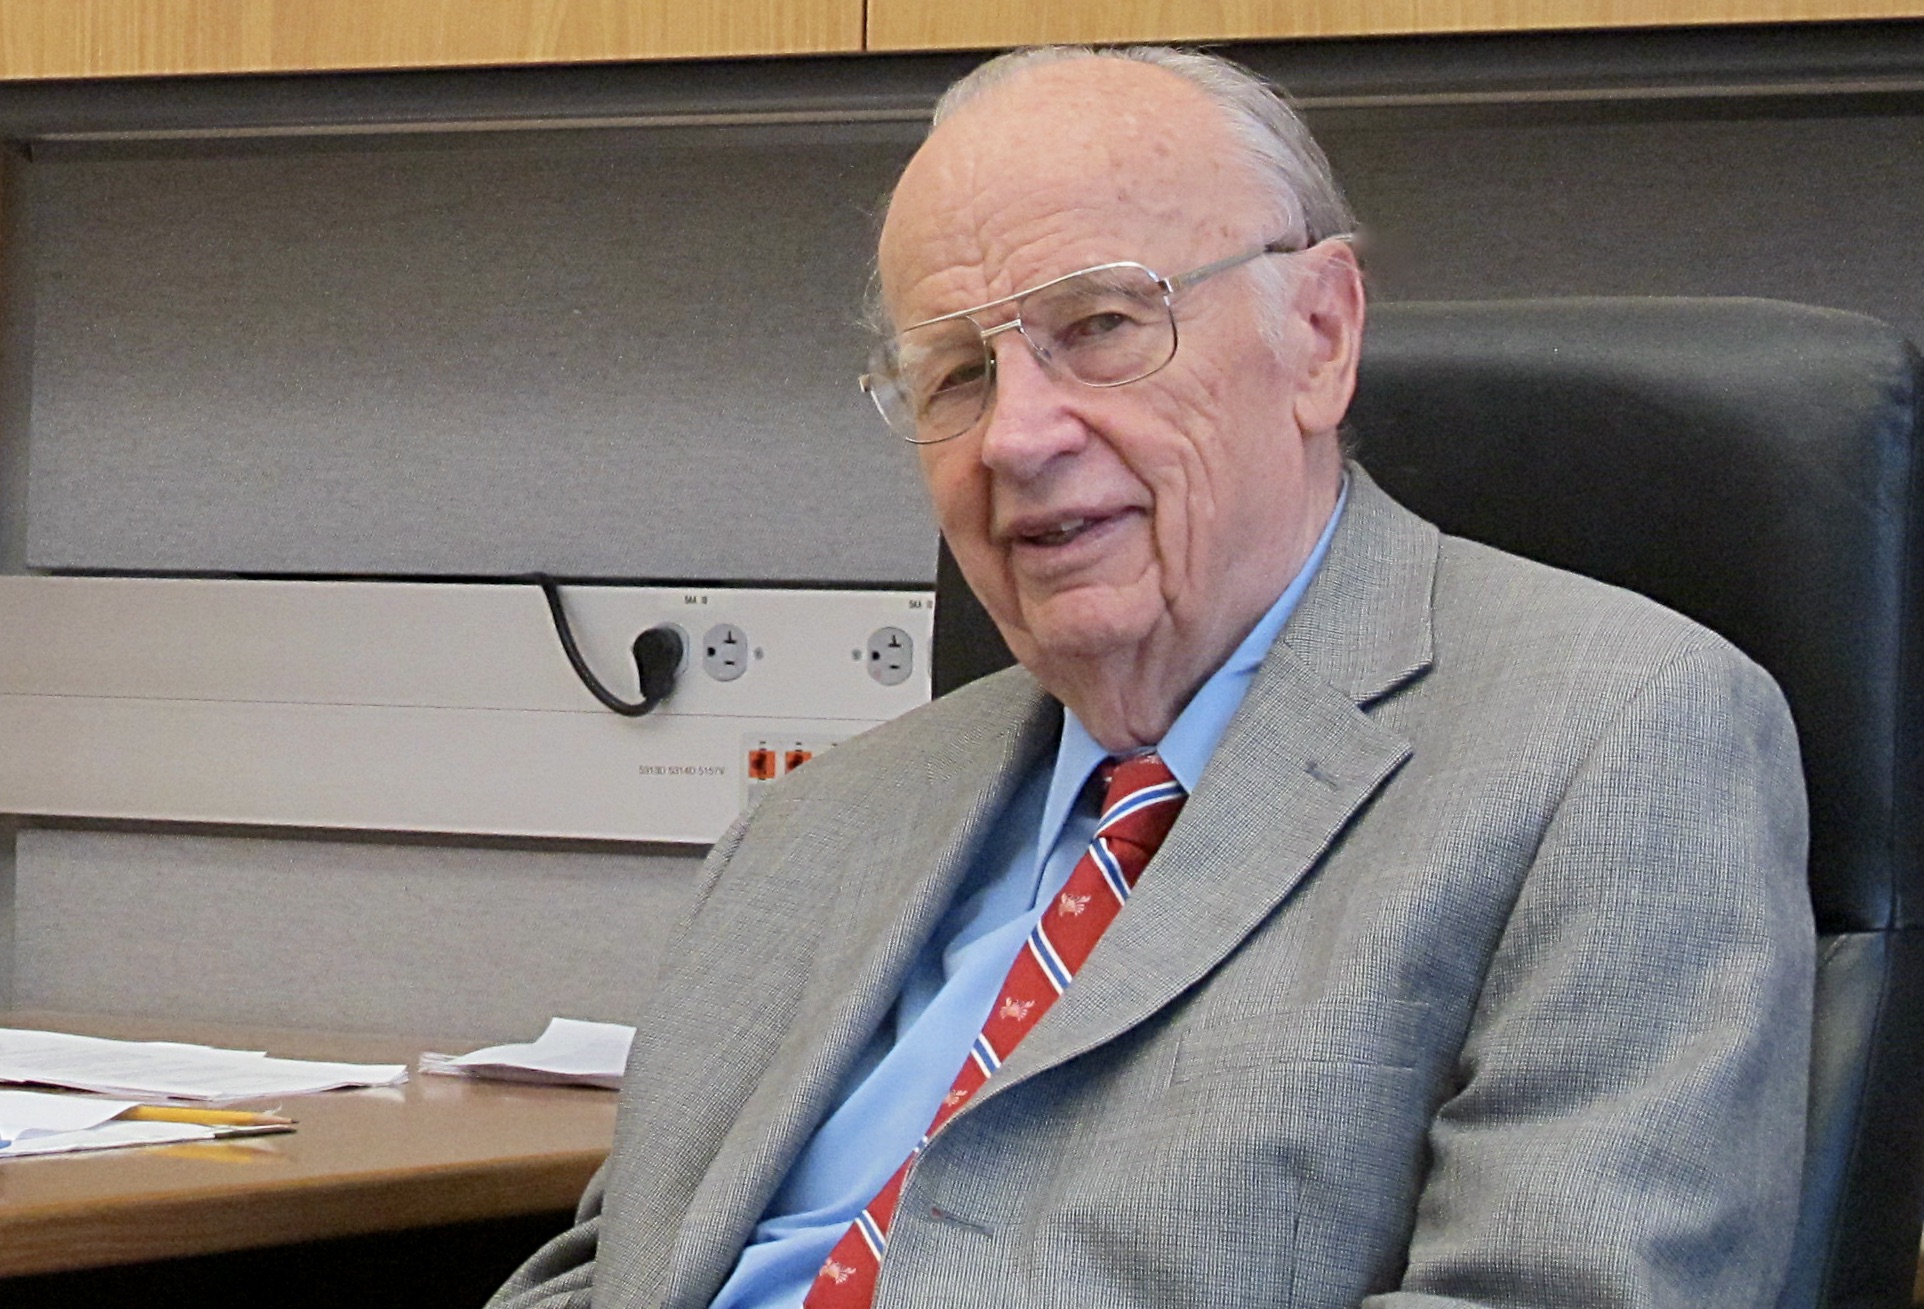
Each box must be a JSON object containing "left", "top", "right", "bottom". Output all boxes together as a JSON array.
[
  {"left": 654, "top": 674, "right": 1059, "bottom": 1308},
  {"left": 987, "top": 468, "right": 1439, "bottom": 1098}
]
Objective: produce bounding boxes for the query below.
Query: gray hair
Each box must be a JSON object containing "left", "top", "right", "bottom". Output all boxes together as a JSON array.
[
  {"left": 930, "top": 46, "right": 1353, "bottom": 251},
  {"left": 870, "top": 46, "right": 1355, "bottom": 342}
]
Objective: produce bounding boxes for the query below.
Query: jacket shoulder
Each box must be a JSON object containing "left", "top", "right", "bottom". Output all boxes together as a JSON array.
[{"left": 1433, "top": 531, "right": 1753, "bottom": 671}]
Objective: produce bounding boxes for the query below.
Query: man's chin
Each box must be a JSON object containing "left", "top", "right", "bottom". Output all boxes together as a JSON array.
[{"left": 1007, "top": 605, "right": 1160, "bottom": 672}]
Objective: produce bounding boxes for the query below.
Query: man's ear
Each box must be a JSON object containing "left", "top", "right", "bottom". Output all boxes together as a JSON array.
[{"left": 1288, "top": 240, "right": 1366, "bottom": 438}]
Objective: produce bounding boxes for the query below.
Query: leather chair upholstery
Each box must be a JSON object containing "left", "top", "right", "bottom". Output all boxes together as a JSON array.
[{"left": 930, "top": 297, "right": 1924, "bottom": 1309}]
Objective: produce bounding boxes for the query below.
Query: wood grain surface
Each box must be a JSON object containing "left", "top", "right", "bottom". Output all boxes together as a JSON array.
[
  {"left": 0, "top": 1011, "right": 615, "bottom": 1277},
  {"left": 866, "top": 0, "right": 1924, "bottom": 52},
  {"left": 0, "top": 0, "right": 863, "bottom": 79}
]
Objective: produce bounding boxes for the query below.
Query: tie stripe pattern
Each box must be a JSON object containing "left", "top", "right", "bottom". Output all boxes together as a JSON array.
[{"left": 803, "top": 754, "right": 1185, "bottom": 1308}]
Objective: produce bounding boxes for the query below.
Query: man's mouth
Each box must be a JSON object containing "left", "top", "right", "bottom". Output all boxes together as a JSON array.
[
  {"left": 1001, "top": 507, "right": 1142, "bottom": 568},
  {"left": 1022, "top": 516, "right": 1100, "bottom": 548}
]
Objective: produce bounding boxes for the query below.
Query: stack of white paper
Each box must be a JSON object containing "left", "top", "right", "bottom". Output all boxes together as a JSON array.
[
  {"left": 0, "top": 1027, "right": 408, "bottom": 1101},
  {"left": 420, "top": 1017, "right": 634, "bottom": 1089}
]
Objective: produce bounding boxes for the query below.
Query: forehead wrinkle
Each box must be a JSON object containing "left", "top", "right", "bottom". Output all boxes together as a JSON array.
[{"left": 973, "top": 203, "right": 1113, "bottom": 293}]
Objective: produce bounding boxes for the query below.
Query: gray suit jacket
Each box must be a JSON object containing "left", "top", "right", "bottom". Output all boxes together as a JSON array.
[{"left": 495, "top": 469, "right": 1813, "bottom": 1308}]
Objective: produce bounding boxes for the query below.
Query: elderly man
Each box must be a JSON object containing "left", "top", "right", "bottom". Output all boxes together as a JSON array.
[{"left": 495, "top": 46, "right": 1812, "bottom": 1309}]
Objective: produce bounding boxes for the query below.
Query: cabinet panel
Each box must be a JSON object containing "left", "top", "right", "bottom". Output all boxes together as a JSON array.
[
  {"left": 0, "top": 0, "right": 863, "bottom": 79},
  {"left": 866, "top": 1, "right": 1924, "bottom": 52}
]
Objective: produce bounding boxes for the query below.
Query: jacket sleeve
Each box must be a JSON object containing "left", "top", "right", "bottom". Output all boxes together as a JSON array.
[
  {"left": 1367, "top": 638, "right": 1815, "bottom": 1308},
  {"left": 486, "top": 1168, "right": 608, "bottom": 1309}
]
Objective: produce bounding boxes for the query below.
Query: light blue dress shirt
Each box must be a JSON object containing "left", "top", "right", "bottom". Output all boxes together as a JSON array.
[{"left": 711, "top": 483, "right": 1347, "bottom": 1309}]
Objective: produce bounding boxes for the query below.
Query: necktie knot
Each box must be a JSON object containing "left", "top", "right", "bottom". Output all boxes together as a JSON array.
[
  {"left": 1096, "top": 753, "right": 1185, "bottom": 876},
  {"left": 1100, "top": 751, "right": 1176, "bottom": 803}
]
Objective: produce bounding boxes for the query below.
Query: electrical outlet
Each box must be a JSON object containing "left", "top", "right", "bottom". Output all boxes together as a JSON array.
[
  {"left": 866, "top": 626, "right": 914, "bottom": 687},
  {"left": 702, "top": 622, "right": 749, "bottom": 682}
]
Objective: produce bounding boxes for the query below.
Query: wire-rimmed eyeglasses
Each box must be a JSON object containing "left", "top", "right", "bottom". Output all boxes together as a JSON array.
[{"left": 860, "top": 236, "right": 1322, "bottom": 446}]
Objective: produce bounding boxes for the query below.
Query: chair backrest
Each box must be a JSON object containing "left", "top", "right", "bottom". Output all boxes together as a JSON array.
[{"left": 930, "top": 297, "right": 1924, "bottom": 1309}]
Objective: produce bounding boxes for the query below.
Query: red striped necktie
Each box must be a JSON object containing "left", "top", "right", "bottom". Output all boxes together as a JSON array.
[{"left": 803, "top": 753, "right": 1187, "bottom": 1309}]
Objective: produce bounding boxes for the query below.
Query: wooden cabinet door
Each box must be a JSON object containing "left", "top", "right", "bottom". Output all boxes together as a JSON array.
[
  {"left": 0, "top": 0, "right": 864, "bottom": 79},
  {"left": 865, "top": 0, "right": 1924, "bottom": 52}
]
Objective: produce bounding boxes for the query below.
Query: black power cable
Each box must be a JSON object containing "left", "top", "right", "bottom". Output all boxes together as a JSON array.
[{"left": 535, "top": 575, "right": 685, "bottom": 717}]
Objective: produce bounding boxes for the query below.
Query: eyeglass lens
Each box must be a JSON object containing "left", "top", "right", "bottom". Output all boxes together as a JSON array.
[{"left": 871, "top": 264, "right": 1177, "bottom": 444}]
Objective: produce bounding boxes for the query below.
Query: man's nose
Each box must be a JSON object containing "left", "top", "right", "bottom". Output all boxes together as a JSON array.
[{"left": 976, "top": 328, "right": 1086, "bottom": 480}]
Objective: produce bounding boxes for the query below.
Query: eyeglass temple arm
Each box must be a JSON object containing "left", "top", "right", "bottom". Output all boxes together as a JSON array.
[{"left": 1163, "top": 232, "right": 1357, "bottom": 294}]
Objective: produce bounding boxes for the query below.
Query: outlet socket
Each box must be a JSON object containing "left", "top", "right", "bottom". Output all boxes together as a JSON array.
[
  {"left": 703, "top": 623, "right": 749, "bottom": 682},
  {"left": 866, "top": 626, "right": 914, "bottom": 687}
]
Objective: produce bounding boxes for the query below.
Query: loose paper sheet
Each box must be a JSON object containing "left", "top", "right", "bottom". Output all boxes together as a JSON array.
[
  {"left": 2, "top": 1119, "right": 220, "bottom": 1158},
  {"left": 0, "top": 1088, "right": 136, "bottom": 1146},
  {"left": 420, "top": 1017, "right": 633, "bottom": 1089}
]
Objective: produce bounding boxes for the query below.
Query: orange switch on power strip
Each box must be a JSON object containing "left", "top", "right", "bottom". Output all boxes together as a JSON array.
[
  {"left": 784, "top": 748, "right": 813, "bottom": 774},
  {"left": 747, "top": 747, "right": 777, "bottom": 781}
]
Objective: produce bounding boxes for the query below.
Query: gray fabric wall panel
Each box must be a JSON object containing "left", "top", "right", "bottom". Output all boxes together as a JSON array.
[
  {"left": 1317, "top": 112, "right": 1924, "bottom": 351},
  {"left": 13, "top": 828, "right": 701, "bottom": 1040},
  {"left": 0, "top": 149, "right": 31, "bottom": 575},
  {"left": 24, "top": 127, "right": 932, "bottom": 580}
]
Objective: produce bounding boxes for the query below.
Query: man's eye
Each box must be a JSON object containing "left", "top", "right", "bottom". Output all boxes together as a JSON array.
[
  {"left": 1055, "top": 305, "right": 1155, "bottom": 349},
  {"left": 1065, "top": 311, "right": 1131, "bottom": 341},
  {"left": 924, "top": 359, "right": 987, "bottom": 400}
]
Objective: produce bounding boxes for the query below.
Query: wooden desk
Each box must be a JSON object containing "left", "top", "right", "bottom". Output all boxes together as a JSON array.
[{"left": 0, "top": 1011, "right": 616, "bottom": 1279}]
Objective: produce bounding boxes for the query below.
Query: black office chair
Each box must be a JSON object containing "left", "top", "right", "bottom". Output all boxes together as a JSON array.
[{"left": 931, "top": 297, "right": 1924, "bottom": 1309}]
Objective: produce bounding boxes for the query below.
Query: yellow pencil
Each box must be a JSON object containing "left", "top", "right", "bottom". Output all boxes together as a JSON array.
[{"left": 118, "top": 1105, "right": 294, "bottom": 1127}]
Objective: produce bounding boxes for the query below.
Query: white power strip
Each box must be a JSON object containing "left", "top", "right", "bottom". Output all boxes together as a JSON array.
[{"left": 0, "top": 576, "right": 934, "bottom": 843}]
